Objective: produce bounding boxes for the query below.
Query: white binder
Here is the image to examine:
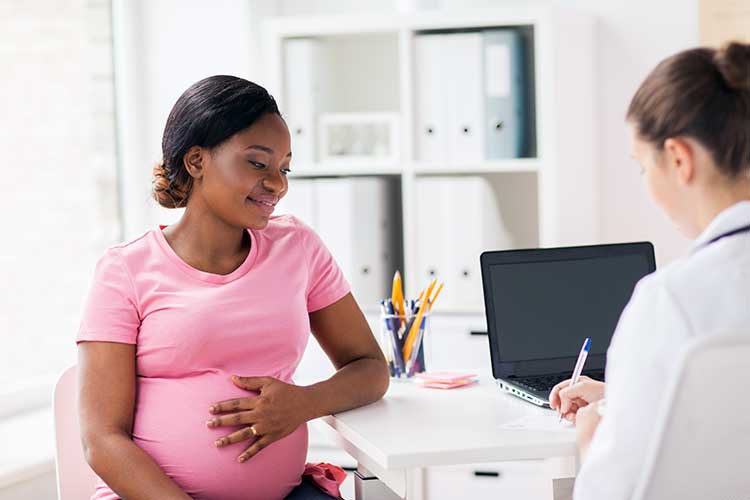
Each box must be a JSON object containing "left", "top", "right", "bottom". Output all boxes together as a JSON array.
[
  {"left": 449, "top": 33, "right": 485, "bottom": 162},
  {"left": 416, "top": 176, "right": 512, "bottom": 311},
  {"left": 315, "top": 178, "right": 393, "bottom": 309},
  {"left": 283, "top": 38, "right": 320, "bottom": 164},
  {"left": 274, "top": 178, "right": 317, "bottom": 229},
  {"left": 447, "top": 176, "right": 512, "bottom": 310},
  {"left": 414, "top": 34, "right": 451, "bottom": 162},
  {"left": 415, "top": 177, "right": 451, "bottom": 293}
]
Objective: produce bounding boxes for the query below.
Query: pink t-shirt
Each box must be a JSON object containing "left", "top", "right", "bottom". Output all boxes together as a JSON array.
[{"left": 77, "top": 215, "right": 350, "bottom": 500}]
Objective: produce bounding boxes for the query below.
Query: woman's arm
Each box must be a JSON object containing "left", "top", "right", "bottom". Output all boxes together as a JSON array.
[
  {"left": 78, "top": 341, "right": 191, "bottom": 500},
  {"left": 207, "top": 293, "right": 389, "bottom": 462},
  {"left": 305, "top": 292, "right": 390, "bottom": 417}
]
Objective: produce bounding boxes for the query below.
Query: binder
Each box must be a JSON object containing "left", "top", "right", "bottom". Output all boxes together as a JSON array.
[
  {"left": 449, "top": 33, "right": 485, "bottom": 162},
  {"left": 416, "top": 176, "right": 513, "bottom": 311},
  {"left": 415, "top": 177, "right": 451, "bottom": 298},
  {"left": 447, "top": 176, "right": 512, "bottom": 310},
  {"left": 414, "top": 30, "right": 529, "bottom": 162},
  {"left": 414, "top": 34, "right": 451, "bottom": 162},
  {"left": 275, "top": 178, "right": 317, "bottom": 229},
  {"left": 315, "top": 178, "right": 394, "bottom": 309},
  {"left": 283, "top": 38, "right": 320, "bottom": 164},
  {"left": 483, "top": 29, "right": 527, "bottom": 159}
]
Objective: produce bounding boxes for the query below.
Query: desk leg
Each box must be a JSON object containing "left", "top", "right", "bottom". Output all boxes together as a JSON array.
[
  {"left": 354, "top": 465, "right": 405, "bottom": 500},
  {"left": 543, "top": 456, "right": 577, "bottom": 500},
  {"left": 405, "top": 467, "right": 425, "bottom": 500}
]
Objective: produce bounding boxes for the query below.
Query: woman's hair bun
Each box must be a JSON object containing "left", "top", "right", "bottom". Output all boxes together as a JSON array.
[
  {"left": 715, "top": 41, "right": 750, "bottom": 92},
  {"left": 152, "top": 159, "right": 191, "bottom": 209}
]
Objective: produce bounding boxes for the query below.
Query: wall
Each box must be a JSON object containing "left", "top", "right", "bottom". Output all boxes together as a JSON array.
[
  {"left": 0, "top": 470, "right": 56, "bottom": 500},
  {"left": 0, "top": 0, "right": 119, "bottom": 496},
  {"left": 0, "top": 0, "right": 120, "bottom": 405}
]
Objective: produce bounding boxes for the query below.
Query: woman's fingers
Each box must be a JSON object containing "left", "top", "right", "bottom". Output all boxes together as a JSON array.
[
  {"left": 549, "top": 379, "right": 572, "bottom": 409},
  {"left": 559, "top": 379, "right": 605, "bottom": 413},
  {"left": 563, "top": 402, "right": 580, "bottom": 422},
  {"left": 207, "top": 408, "right": 257, "bottom": 428},
  {"left": 559, "top": 391, "right": 585, "bottom": 415},
  {"left": 209, "top": 397, "right": 256, "bottom": 415},
  {"left": 214, "top": 424, "right": 259, "bottom": 448},
  {"left": 237, "top": 434, "right": 272, "bottom": 463},
  {"left": 551, "top": 377, "right": 594, "bottom": 408},
  {"left": 560, "top": 400, "right": 581, "bottom": 421}
]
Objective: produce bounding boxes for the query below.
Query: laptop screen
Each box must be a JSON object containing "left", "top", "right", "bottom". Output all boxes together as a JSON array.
[{"left": 481, "top": 243, "right": 655, "bottom": 378}]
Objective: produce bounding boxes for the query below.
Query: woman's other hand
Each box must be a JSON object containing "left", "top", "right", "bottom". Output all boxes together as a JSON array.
[
  {"left": 549, "top": 376, "right": 605, "bottom": 421},
  {"left": 206, "top": 376, "right": 314, "bottom": 463},
  {"left": 575, "top": 401, "right": 603, "bottom": 462}
]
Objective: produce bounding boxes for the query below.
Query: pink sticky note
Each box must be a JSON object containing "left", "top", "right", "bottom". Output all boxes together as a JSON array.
[
  {"left": 415, "top": 371, "right": 478, "bottom": 383},
  {"left": 417, "top": 378, "right": 477, "bottom": 390}
]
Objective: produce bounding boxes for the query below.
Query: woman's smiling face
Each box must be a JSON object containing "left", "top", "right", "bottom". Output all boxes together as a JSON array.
[{"left": 197, "top": 112, "right": 292, "bottom": 229}]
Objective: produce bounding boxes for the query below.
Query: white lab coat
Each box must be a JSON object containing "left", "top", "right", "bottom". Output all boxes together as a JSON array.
[{"left": 573, "top": 201, "right": 750, "bottom": 500}]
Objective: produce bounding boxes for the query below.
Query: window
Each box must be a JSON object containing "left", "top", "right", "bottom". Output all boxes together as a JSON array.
[{"left": 0, "top": 0, "right": 120, "bottom": 418}]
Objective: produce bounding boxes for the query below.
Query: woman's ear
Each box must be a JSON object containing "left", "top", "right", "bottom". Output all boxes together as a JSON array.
[
  {"left": 183, "top": 146, "right": 205, "bottom": 179},
  {"left": 663, "top": 137, "right": 695, "bottom": 185}
]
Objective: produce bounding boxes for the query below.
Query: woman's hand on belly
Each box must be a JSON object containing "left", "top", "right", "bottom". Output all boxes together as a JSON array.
[{"left": 206, "top": 375, "right": 315, "bottom": 463}]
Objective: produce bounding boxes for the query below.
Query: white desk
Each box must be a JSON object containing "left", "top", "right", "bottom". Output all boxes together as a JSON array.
[{"left": 315, "top": 379, "right": 578, "bottom": 500}]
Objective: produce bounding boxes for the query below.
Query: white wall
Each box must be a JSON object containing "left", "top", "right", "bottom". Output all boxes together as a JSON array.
[
  {"left": 0, "top": 0, "right": 118, "bottom": 496},
  {"left": 0, "top": 470, "right": 56, "bottom": 500},
  {"left": 0, "top": 0, "right": 120, "bottom": 405}
]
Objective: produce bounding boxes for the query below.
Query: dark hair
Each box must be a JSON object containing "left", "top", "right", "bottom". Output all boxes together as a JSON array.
[
  {"left": 152, "top": 75, "right": 281, "bottom": 208},
  {"left": 626, "top": 41, "right": 750, "bottom": 178}
]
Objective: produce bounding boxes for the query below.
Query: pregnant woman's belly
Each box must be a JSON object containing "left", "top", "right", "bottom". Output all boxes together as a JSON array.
[{"left": 129, "top": 372, "right": 307, "bottom": 500}]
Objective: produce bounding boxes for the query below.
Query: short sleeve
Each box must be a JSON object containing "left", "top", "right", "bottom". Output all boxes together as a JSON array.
[
  {"left": 296, "top": 219, "right": 351, "bottom": 313},
  {"left": 76, "top": 248, "right": 141, "bottom": 345}
]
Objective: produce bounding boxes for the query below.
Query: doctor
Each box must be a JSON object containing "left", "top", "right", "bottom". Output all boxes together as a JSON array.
[{"left": 550, "top": 41, "right": 750, "bottom": 500}]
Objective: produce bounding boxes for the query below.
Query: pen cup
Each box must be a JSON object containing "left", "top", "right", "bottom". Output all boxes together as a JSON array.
[{"left": 378, "top": 312, "right": 431, "bottom": 379}]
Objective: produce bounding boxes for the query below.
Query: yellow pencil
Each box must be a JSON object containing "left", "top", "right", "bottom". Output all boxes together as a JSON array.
[
  {"left": 403, "top": 279, "right": 439, "bottom": 361},
  {"left": 391, "top": 270, "right": 404, "bottom": 318},
  {"left": 423, "top": 278, "right": 437, "bottom": 306},
  {"left": 427, "top": 282, "right": 444, "bottom": 312}
]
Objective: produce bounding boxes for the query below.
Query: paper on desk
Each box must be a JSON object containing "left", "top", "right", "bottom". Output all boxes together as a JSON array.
[{"left": 499, "top": 413, "right": 575, "bottom": 432}]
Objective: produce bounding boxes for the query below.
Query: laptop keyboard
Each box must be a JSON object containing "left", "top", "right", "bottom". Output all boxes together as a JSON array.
[{"left": 509, "top": 370, "right": 605, "bottom": 393}]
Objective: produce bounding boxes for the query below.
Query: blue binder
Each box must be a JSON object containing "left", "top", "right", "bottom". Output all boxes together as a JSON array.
[{"left": 483, "top": 29, "right": 528, "bottom": 159}]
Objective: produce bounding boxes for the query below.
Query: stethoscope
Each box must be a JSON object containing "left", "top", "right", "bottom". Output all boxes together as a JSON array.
[{"left": 706, "top": 224, "right": 750, "bottom": 246}]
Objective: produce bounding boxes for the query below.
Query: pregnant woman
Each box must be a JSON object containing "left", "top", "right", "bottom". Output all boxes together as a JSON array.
[{"left": 77, "top": 76, "right": 390, "bottom": 500}]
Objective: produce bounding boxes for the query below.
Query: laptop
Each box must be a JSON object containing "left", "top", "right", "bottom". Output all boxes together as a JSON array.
[{"left": 480, "top": 242, "right": 656, "bottom": 407}]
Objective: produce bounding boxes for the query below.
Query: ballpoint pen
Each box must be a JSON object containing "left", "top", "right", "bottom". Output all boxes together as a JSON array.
[{"left": 559, "top": 337, "right": 591, "bottom": 422}]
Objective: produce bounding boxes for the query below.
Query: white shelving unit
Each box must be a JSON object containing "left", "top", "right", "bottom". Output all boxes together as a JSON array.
[
  {"left": 265, "top": 8, "right": 598, "bottom": 496},
  {"left": 264, "top": 6, "right": 598, "bottom": 313}
]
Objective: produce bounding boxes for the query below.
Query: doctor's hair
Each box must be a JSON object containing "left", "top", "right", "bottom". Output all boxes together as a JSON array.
[
  {"left": 626, "top": 41, "right": 750, "bottom": 178},
  {"left": 152, "top": 75, "right": 281, "bottom": 208}
]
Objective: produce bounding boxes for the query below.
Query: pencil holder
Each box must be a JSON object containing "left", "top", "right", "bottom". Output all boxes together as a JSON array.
[{"left": 379, "top": 312, "right": 431, "bottom": 379}]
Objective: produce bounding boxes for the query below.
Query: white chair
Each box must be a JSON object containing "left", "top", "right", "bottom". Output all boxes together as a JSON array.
[
  {"left": 54, "top": 365, "right": 98, "bottom": 500},
  {"left": 631, "top": 334, "right": 750, "bottom": 500}
]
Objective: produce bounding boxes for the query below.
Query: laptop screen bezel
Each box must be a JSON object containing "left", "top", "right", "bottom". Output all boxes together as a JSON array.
[{"left": 480, "top": 242, "right": 656, "bottom": 379}]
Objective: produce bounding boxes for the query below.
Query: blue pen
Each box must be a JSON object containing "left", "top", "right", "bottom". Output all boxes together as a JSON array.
[
  {"left": 380, "top": 300, "right": 396, "bottom": 377},
  {"left": 385, "top": 299, "right": 405, "bottom": 375},
  {"left": 559, "top": 337, "right": 591, "bottom": 422}
]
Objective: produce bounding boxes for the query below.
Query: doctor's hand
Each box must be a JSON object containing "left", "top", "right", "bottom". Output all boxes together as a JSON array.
[
  {"left": 549, "top": 376, "right": 605, "bottom": 422},
  {"left": 575, "top": 401, "right": 602, "bottom": 463},
  {"left": 206, "top": 376, "right": 314, "bottom": 463}
]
